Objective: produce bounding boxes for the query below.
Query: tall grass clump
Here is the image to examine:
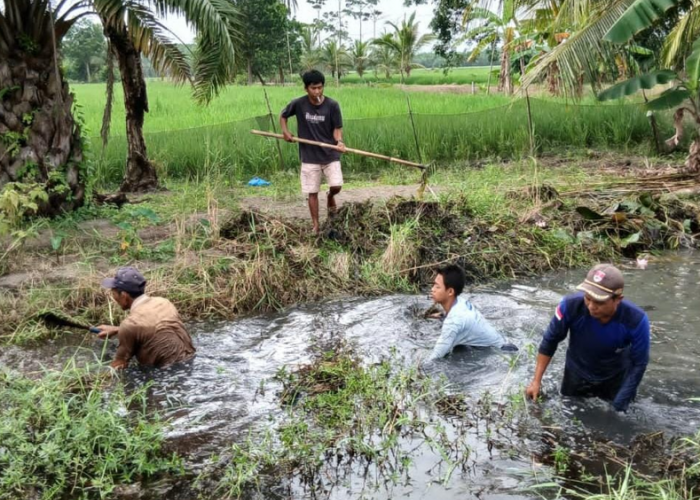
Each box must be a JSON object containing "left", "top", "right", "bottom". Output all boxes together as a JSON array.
[{"left": 0, "top": 363, "right": 180, "bottom": 499}]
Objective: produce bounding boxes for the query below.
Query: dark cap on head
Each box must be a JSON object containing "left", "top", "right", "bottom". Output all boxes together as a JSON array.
[
  {"left": 576, "top": 264, "right": 624, "bottom": 301},
  {"left": 101, "top": 267, "right": 146, "bottom": 294}
]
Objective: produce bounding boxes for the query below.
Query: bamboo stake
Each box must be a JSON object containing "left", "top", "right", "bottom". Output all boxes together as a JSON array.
[{"left": 250, "top": 130, "right": 427, "bottom": 170}]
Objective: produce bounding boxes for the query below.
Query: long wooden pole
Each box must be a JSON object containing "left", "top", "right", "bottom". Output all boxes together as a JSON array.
[{"left": 250, "top": 129, "right": 427, "bottom": 170}]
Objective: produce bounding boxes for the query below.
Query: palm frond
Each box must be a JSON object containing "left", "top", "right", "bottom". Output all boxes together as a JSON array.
[
  {"left": 462, "top": 24, "right": 498, "bottom": 42},
  {"left": 168, "top": 0, "right": 244, "bottom": 103},
  {"left": 662, "top": 3, "right": 700, "bottom": 68},
  {"left": 469, "top": 33, "right": 498, "bottom": 61},
  {"left": 521, "top": 0, "right": 635, "bottom": 95},
  {"left": 463, "top": 6, "right": 501, "bottom": 27},
  {"left": 126, "top": 4, "right": 191, "bottom": 83},
  {"left": 191, "top": 30, "right": 234, "bottom": 104}
]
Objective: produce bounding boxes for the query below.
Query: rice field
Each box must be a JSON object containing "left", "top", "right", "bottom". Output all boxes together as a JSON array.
[
  {"left": 72, "top": 81, "right": 513, "bottom": 136},
  {"left": 70, "top": 81, "right": 667, "bottom": 187}
]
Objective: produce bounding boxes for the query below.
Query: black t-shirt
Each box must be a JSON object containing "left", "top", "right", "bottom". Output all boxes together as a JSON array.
[{"left": 280, "top": 96, "right": 343, "bottom": 164}]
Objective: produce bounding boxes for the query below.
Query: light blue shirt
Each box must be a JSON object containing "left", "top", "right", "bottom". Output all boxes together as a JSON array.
[{"left": 429, "top": 296, "right": 505, "bottom": 360}]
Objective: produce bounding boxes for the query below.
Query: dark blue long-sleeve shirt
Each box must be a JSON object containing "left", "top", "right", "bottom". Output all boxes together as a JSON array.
[{"left": 539, "top": 293, "right": 650, "bottom": 411}]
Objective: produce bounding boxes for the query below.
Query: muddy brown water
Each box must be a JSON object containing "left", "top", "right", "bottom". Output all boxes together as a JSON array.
[{"left": 2, "top": 252, "right": 700, "bottom": 499}]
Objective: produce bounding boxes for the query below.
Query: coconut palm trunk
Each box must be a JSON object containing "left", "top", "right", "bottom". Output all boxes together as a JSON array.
[
  {"left": 104, "top": 27, "right": 158, "bottom": 192},
  {"left": 498, "top": 48, "right": 512, "bottom": 95},
  {"left": 0, "top": 0, "right": 85, "bottom": 216},
  {"left": 547, "top": 62, "right": 560, "bottom": 96}
]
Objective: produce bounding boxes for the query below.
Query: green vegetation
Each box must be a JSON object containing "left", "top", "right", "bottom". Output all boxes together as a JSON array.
[
  {"left": 70, "top": 82, "right": 662, "bottom": 187},
  {"left": 72, "top": 82, "right": 512, "bottom": 135},
  {"left": 0, "top": 363, "right": 179, "bottom": 499}
]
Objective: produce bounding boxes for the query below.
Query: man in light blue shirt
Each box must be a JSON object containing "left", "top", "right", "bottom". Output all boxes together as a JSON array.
[{"left": 428, "top": 265, "right": 515, "bottom": 360}]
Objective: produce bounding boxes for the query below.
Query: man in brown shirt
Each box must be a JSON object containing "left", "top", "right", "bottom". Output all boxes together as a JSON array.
[{"left": 96, "top": 267, "right": 196, "bottom": 369}]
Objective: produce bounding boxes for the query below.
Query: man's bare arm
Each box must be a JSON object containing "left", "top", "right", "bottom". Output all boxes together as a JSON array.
[
  {"left": 525, "top": 353, "right": 552, "bottom": 400},
  {"left": 333, "top": 128, "right": 346, "bottom": 152},
  {"left": 280, "top": 116, "right": 293, "bottom": 142}
]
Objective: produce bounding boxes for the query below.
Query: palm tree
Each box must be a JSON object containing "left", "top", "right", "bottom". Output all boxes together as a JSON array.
[
  {"left": 299, "top": 25, "right": 323, "bottom": 71},
  {"left": 371, "top": 33, "right": 398, "bottom": 79},
  {"left": 662, "top": 0, "right": 700, "bottom": 67},
  {"left": 0, "top": 0, "right": 85, "bottom": 216},
  {"left": 372, "top": 12, "right": 434, "bottom": 82},
  {"left": 350, "top": 40, "right": 371, "bottom": 78},
  {"left": 321, "top": 39, "right": 351, "bottom": 79},
  {"left": 95, "top": 0, "right": 242, "bottom": 192},
  {"left": 3, "top": 0, "right": 242, "bottom": 195},
  {"left": 462, "top": 3, "right": 518, "bottom": 94},
  {"left": 508, "top": 2, "right": 573, "bottom": 95},
  {"left": 518, "top": 0, "right": 671, "bottom": 94}
]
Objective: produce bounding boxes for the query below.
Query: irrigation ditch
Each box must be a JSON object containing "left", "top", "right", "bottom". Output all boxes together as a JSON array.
[{"left": 2, "top": 163, "right": 700, "bottom": 499}]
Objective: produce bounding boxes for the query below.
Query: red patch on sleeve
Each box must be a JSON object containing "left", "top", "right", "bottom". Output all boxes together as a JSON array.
[{"left": 555, "top": 305, "right": 563, "bottom": 321}]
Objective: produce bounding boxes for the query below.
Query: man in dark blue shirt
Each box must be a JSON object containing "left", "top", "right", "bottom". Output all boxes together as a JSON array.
[{"left": 525, "top": 264, "right": 650, "bottom": 412}]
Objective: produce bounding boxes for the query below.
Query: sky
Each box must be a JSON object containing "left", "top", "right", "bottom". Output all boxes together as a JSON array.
[{"left": 161, "top": 0, "right": 436, "bottom": 45}]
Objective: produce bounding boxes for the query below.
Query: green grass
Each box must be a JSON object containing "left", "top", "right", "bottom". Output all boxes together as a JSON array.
[
  {"left": 0, "top": 363, "right": 180, "bottom": 499},
  {"left": 341, "top": 66, "right": 494, "bottom": 85},
  {"left": 73, "top": 83, "right": 660, "bottom": 187},
  {"left": 72, "top": 81, "right": 512, "bottom": 137},
  {"left": 69, "top": 80, "right": 675, "bottom": 188}
]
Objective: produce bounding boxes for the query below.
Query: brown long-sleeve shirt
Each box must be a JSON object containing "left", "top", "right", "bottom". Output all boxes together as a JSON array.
[{"left": 114, "top": 296, "right": 195, "bottom": 367}]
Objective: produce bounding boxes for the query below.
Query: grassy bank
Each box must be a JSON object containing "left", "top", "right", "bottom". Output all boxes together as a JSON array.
[{"left": 2, "top": 156, "right": 698, "bottom": 346}]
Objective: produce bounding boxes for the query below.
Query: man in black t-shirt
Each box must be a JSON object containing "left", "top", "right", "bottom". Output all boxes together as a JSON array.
[{"left": 280, "top": 70, "right": 346, "bottom": 234}]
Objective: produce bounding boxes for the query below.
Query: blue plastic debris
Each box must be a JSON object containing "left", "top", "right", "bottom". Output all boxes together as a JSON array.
[{"left": 247, "top": 176, "right": 271, "bottom": 187}]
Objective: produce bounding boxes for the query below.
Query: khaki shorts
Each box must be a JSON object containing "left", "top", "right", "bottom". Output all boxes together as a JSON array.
[{"left": 300, "top": 161, "right": 343, "bottom": 194}]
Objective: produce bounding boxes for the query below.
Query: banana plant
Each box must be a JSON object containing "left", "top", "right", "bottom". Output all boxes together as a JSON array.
[{"left": 598, "top": 38, "right": 700, "bottom": 171}]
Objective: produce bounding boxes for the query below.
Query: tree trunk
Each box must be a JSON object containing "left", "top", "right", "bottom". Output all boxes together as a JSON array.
[
  {"left": 683, "top": 139, "right": 700, "bottom": 174},
  {"left": 86, "top": 61, "right": 91, "bottom": 83},
  {"left": 247, "top": 60, "right": 253, "bottom": 85},
  {"left": 498, "top": 49, "right": 512, "bottom": 95},
  {"left": 105, "top": 27, "right": 158, "bottom": 192},
  {"left": 574, "top": 73, "right": 584, "bottom": 99},
  {"left": 547, "top": 62, "right": 559, "bottom": 96},
  {"left": 0, "top": 53, "right": 85, "bottom": 216}
]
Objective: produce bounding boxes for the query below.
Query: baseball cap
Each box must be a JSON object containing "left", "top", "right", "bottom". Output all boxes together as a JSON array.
[
  {"left": 576, "top": 264, "right": 624, "bottom": 301},
  {"left": 101, "top": 267, "right": 147, "bottom": 294}
]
